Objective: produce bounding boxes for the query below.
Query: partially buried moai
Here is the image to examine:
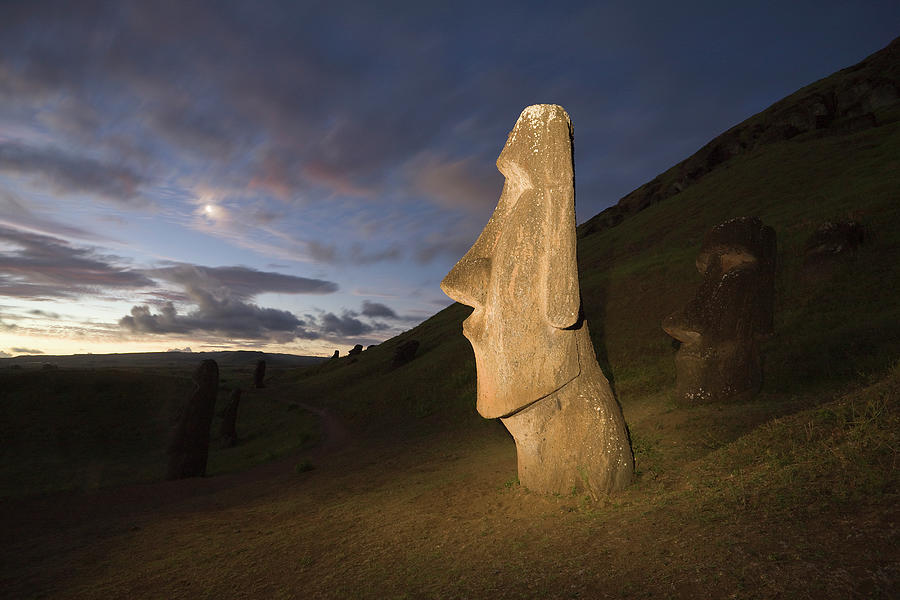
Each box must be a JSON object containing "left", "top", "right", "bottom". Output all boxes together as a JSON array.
[
  {"left": 220, "top": 388, "right": 241, "bottom": 448},
  {"left": 662, "top": 216, "right": 776, "bottom": 403},
  {"left": 441, "top": 104, "right": 633, "bottom": 496},
  {"left": 167, "top": 359, "right": 219, "bottom": 479},
  {"left": 253, "top": 359, "right": 266, "bottom": 388}
]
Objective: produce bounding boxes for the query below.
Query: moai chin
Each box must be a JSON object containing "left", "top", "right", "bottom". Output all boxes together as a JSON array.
[
  {"left": 662, "top": 216, "right": 776, "bottom": 403},
  {"left": 441, "top": 104, "right": 633, "bottom": 495}
]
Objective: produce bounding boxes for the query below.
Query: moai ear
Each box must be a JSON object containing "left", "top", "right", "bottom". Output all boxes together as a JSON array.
[{"left": 542, "top": 120, "right": 580, "bottom": 330}]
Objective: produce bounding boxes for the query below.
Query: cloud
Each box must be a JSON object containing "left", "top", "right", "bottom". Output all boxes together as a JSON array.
[
  {"left": 120, "top": 297, "right": 303, "bottom": 338},
  {"left": 0, "top": 351, "right": 10, "bottom": 358},
  {"left": 11, "top": 347, "right": 43, "bottom": 354},
  {"left": 147, "top": 264, "right": 339, "bottom": 299},
  {"left": 119, "top": 263, "right": 340, "bottom": 341},
  {"left": 28, "top": 309, "right": 60, "bottom": 319},
  {"left": 0, "top": 142, "right": 148, "bottom": 206},
  {"left": 0, "top": 225, "right": 154, "bottom": 299},
  {"left": 0, "top": 188, "right": 111, "bottom": 242},
  {"left": 361, "top": 301, "right": 398, "bottom": 319},
  {"left": 319, "top": 311, "right": 374, "bottom": 337},
  {"left": 410, "top": 153, "right": 502, "bottom": 214},
  {"left": 166, "top": 347, "right": 192, "bottom": 352}
]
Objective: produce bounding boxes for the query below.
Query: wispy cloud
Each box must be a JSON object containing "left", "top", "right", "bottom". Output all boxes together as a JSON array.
[
  {"left": 0, "top": 225, "right": 153, "bottom": 299},
  {"left": 0, "top": 142, "right": 149, "bottom": 207}
]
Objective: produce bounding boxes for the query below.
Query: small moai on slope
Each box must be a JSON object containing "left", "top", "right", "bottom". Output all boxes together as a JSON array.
[
  {"left": 441, "top": 104, "right": 633, "bottom": 496},
  {"left": 348, "top": 344, "right": 363, "bottom": 356},
  {"left": 392, "top": 339, "right": 420, "bottom": 368},
  {"left": 253, "top": 359, "right": 266, "bottom": 388},
  {"left": 331, "top": 350, "right": 340, "bottom": 359},
  {"left": 662, "top": 216, "right": 776, "bottom": 403},
  {"left": 166, "top": 359, "right": 219, "bottom": 479},
  {"left": 221, "top": 388, "right": 241, "bottom": 448}
]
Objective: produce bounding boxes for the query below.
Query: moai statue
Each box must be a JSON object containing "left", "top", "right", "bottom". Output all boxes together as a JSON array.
[
  {"left": 392, "top": 339, "right": 420, "bottom": 368},
  {"left": 167, "top": 359, "right": 219, "bottom": 479},
  {"left": 221, "top": 388, "right": 241, "bottom": 448},
  {"left": 662, "top": 216, "right": 776, "bottom": 403},
  {"left": 331, "top": 350, "right": 340, "bottom": 359},
  {"left": 441, "top": 104, "right": 633, "bottom": 496},
  {"left": 253, "top": 359, "right": 266, "bottom": 388},
  {"left": 348, "top": 344, "right": 363, "bottom": 356}
]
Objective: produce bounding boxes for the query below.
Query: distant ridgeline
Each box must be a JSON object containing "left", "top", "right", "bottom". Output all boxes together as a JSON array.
[{"left": 579, "top": 36, "right": 900, "bottom": 238}]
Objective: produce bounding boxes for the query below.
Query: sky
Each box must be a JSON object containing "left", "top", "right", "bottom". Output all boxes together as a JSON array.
[{"left": 1, "top": 1, "right": 898, "bottom": 358}]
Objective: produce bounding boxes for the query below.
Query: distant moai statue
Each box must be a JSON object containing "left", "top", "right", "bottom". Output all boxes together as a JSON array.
[
  {"left": 348, "top": 344, "right": 363, "bottom": 356},
  {"left": 331, "top": 350, "right": 340, "bottom": 359},
  {"left": 662, "top": 216, "right": 776, "bottom": 403},
  {"left": 441, "top": 104, "right": 633, "bottom": 496},
  {"left": 392, "top": 339, "right": 420, "bottom": 368},
  {"left": 253, "top": 359, "right": 266, "bottom": 388},
  {"left": 166, "top": 359, "right": 219, "bottom": 479},
  {"left": 221, "top": 388, "right": 241, "bottom": 448}
]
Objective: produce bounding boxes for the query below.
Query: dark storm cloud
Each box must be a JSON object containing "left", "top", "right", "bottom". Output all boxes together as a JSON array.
[
  {"left": 11, "top": 347, "right": 43, "bottom": 354},
  {"left": 0, "top": 225, "right": 153, "bottom": 299},
  {"left": 0, "top": 142, "right": 147, "bottom": 206}
]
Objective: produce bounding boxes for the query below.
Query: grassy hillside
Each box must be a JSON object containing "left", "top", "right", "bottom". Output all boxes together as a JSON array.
[
  {"left": 2, "top": 40, "right": 899, "bottom": 599},
  {"left": 0, "top": 365, "right": 318, "bottom": 497}
]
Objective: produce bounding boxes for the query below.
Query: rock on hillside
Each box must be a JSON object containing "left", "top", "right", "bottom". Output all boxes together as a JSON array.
[{"left": 580, "top": 36, "right": 900, "bottom": 238}]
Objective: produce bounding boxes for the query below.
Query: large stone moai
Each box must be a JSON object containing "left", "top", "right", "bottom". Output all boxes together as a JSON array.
[
  {"left": 253, "top": 359, "right": 266, "bottom": 388},
  {"left": 221, "top": 388, "right": 241, "bottom": 448},
  {"left": 662, "top": 216, "right": 776, "bottom": 403},
  {"left": 167, "top": 359, "right": 219, "bottom": 479},
  {"left": 441, "top": 104, "right": 633, "bottom": 496}
]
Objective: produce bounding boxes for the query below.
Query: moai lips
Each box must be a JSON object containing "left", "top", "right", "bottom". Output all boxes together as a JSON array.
[{"left": 441, "top": 104, "right": 633, "bottom": 495}]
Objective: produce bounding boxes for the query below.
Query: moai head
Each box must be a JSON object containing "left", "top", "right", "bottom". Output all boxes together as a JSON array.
[
  {"left": 441, "top": 104, "right": 582, "bottom": 419},
  {"left": 663, "top": 216, "right": 776, "bottom": 401}
]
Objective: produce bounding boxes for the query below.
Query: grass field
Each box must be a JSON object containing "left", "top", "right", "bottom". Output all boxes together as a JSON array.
[{"left": 1, "top": 50, "right": 899, "bottom": 598}]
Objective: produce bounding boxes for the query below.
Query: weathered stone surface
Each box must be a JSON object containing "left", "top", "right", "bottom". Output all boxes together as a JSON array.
[
  {"left": 392, "top": 339, "right": 420, "bottom": 368},
  {"left": 348, "top": 344, "right": 363, "bottom": 356},
  {"left": 220, "top": 388, "right": 241, "bottom": 448},
  {"left": 253, "top": 359, "right": 266, "bottom": 388},
  {"left": 441, "top": 104, "right": 633, "bottom": 496},
  {"left": 167, "top": 359, "right": 218, "bottom": 479},
  {"left": 663, "top": 216, "right": 776, "bottom": 403}
]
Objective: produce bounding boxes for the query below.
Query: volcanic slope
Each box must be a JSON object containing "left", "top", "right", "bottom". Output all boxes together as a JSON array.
[{"left": 2, "top": 36, "right": 899, "bottom": 600}]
